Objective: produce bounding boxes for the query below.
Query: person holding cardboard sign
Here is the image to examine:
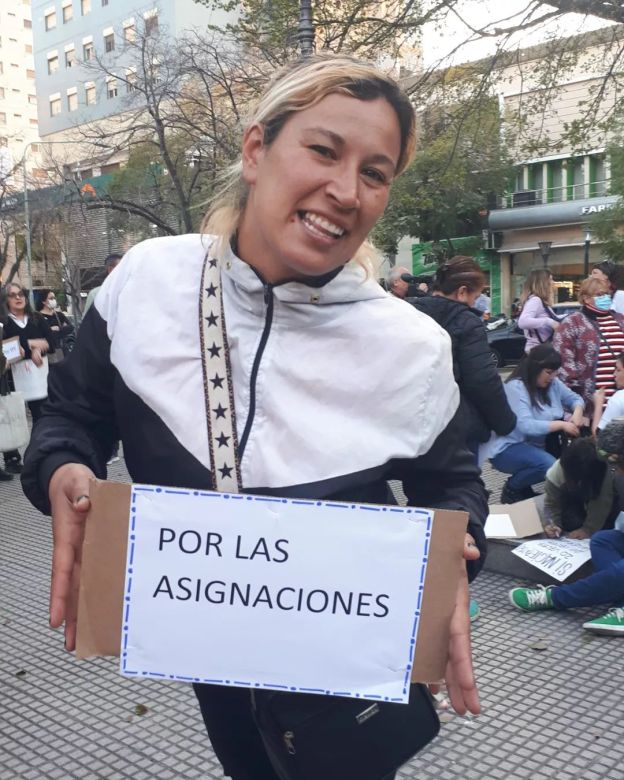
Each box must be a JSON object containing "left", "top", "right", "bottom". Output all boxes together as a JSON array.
[{"left": 21, "top": 55, "right": 487, "bottom": 780}]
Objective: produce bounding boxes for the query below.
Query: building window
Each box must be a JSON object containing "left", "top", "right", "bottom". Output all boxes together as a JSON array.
[
  {"left": 0, "top": 113, "right": 6, "bottom": 125},
  {"left": 49, "top": 97, "right": 61, "bottom": 116},
  {"left": 145, "top": 14, "right": 159, "bottom": 36},
  {"left": 0, "top": 64, "right": 3, "bottom": 75},
  {"left": 123, "top": 23, "right": 135, "bottom": 44},
  {"left": 104, "top": 33, "right": 115, "bottom": 52},
  {"left": 45, "top": 10, "right": 57, "bottom": 30},
  {"left": 29, "top": 118, "right": 38, "bottom": 126},
  {"left": 106, "top": 78, "right": 118, "bottom": 99},
  {"left": 81, "top": 0, "right": 91, "bottom": 15},
  {"left": 32, "top": 168, "right": 49, "bottom": 179},
  {"left": 26, "top": 69, "right": 35, "bottom": 79},
  {"left": 31, "top": 143, "right": 40, "bottom": 152},
  {"left": 67, "top": 92, "right": 78, "bottom": 111},
  {"left": 125, "top": 69, "right": 137, "bottom": 92},
  {"left": 28, "top": 94, "right": 36, "bottom": 104},
  {"left": 48, "top": 55, "right": 59, "bottom": 74},
  {"left": 25, "top": 44, "right": 33, "bottom": 53},
  {"left": 85, "top": 84, "right": 96, "bottom": 105},
  {"left": 23, "top": 19, "right": 32, "bottom": 29},
  {"left": 0, "top": 88, "right": 4, "bottom": 100},
  {"left": 63, "top": 4, "right": 73, "bottom": 23},
  {"left": 65, "top": 48, "right": 75, "bottom": 67},
  {"left": 102, "top": 0, "right": 109, "bottom": 5},
  {"left": 83, "top": 41, "right": 94, "bottom": 60},
  {"left": 101, "top": 162, "right": 120, "bottom": 175}
]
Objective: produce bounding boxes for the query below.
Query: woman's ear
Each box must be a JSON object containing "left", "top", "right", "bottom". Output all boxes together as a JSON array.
[{"left": 241, "top": 123, "right": 266, "bottom": 186}]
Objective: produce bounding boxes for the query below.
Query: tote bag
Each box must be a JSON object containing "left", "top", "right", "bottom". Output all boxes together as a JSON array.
[{"left": 0, "top": 391, "right": 29, "bottom": 451}]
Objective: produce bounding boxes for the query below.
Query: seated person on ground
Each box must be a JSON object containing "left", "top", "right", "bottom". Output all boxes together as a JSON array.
[
  {"left": 508, "top": 421, "right": 624, "bottom": 637},
  {"left": 593, "top": 351, "right": 624, "bottom": 434},
  {"left": 543, "top": 438, "right": 619, "bottom": 540},
  {"left": 480, "top": 344, "right": 584, "bottom": 504}
]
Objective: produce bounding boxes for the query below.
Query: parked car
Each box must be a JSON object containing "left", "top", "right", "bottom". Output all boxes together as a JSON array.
[{"left": 486, "top": 302, "right": 581, "bottom": 368}]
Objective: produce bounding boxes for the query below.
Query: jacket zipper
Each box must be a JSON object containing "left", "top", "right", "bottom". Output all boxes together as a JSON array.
[{"left": 238, "top": 282, "right": 274, "bottom": 460}]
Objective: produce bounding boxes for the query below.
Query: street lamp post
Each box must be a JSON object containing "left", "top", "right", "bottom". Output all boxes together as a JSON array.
[
  {"left": 583, "top": 228, "right": 591, "bottom": 277},
  {"left": 298, "top": 0, "right": 315, "bottom": 58},
  {"left": 538, "top": 240, "right": 553, "bottom": 268}
]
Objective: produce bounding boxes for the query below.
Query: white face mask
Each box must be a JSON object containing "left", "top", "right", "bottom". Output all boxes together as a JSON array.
[{"left": 48, "top": 298, "right": 58, "bottom": 309}]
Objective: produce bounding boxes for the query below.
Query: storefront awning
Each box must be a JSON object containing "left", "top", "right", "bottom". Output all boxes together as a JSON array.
[{"left": 489, "top": 195, "right": 619, "bottom": 230}]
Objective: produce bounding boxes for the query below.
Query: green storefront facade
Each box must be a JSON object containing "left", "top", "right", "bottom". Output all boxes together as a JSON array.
[{"left": 411, "top": 237, "right": 502, "bottom": 314}]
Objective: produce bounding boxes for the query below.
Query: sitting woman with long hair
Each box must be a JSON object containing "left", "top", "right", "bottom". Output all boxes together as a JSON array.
[
  {"left": 542, "top": 437, "right": 618, "bottom": 540},
  {"left": 481, "top": 344, "right": 585, "bottom": 504}
]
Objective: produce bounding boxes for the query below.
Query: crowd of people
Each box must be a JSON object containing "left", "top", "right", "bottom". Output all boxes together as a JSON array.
[{"left": 0, "top": 51, "right": 622, "bottom": 779}]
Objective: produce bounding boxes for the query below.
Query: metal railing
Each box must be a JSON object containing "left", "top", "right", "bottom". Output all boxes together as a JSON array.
[{"left": 499, "top": 179, "right": 611, "bottom": 209}]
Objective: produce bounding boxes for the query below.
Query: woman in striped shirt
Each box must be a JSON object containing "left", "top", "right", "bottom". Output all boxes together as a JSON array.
[{"left": 553, "top": 277, "right": 624, "bottom": 413}]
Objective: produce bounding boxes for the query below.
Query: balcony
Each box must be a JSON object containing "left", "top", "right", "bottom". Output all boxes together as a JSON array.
[{"left": 498, "top": 179, "right": 610, "bottom": 209}]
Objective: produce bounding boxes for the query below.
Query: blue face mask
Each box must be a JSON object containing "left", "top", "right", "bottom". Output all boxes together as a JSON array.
[{"left": 594, "top": 294, "right": 613, "bottom": 311}]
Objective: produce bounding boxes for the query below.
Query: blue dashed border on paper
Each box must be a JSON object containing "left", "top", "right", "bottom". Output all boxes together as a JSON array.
[{"left": 121, "top": 486, "right": 433, "bottom": 702}]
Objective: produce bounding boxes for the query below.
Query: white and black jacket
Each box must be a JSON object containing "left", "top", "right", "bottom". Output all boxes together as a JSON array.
[{"left": 22, "top": 234, "right": 488, "bottom": 578}]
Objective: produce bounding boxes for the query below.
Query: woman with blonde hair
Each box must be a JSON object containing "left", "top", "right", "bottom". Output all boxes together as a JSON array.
[
  {"left": 554, "top": 276, "right": 624, "bottom": 410},
  {"left": 21, "top": 55, "right": 486, "bottom": 779},
  {"left": 518, "top": 268, "right": 560, "bottom": 352}
]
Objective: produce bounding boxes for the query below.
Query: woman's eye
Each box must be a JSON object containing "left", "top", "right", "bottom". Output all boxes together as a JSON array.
[
  {"left": 362, "top": 167, "right": 388, "bottom": 184},
  {"left": 310, "top": 145, "right": 335, "bottom": 159}
]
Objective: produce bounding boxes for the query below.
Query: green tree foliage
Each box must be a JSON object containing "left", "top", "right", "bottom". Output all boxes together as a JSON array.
[
  {"left": 590, "top": 139, "right": 624, "bottom": 263},
  {"left": 372, "top": 96, "right": 511, "bottom": 254}
]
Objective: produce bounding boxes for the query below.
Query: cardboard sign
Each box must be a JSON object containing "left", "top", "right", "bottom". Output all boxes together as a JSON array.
[
  {"left": 2, "top": 337, "right": 21, "bottom": 365},
  {"left": 485, "top": 499, "right": 543, "bottom": 539},
  {"left": 512, "top": 537, "right": 591, "bottom": 581},
  {"left": 77, "top": 481, "right": 468, "bottom": 690}
]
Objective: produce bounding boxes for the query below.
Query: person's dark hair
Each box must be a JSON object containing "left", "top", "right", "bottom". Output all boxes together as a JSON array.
[
  {"left": 560, "top": 438, "right": 606, "bottom": 502},
  {"left": 610, "top": 264, "right": 624, "bottom": 291},
  {"left": 597, "top": 419, "right": 624, "bottom": 464},
  {"left": 104, "top": 253, "right": 123, "bottom": 272},
  {"left": 507, "top": 343, "right": 561, "bottom": 408},
  {"left": 36, "top": 288, "right": 53, "bottom": 312},
  {"left": 432, "top": 256, "right": 486, "bottom": 296},
  {"left": 594, "top": 259, "right": 616, "bottom": 281}
]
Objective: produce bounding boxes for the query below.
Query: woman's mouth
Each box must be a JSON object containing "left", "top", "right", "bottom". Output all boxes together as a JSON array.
[{"left": 299, "top": 211, "right": 346, "bottom": 240}]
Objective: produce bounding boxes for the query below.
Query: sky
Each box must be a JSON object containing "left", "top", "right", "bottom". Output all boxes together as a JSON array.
[{"left": 422, "top": 0, "right": 615, "bottom": 67}]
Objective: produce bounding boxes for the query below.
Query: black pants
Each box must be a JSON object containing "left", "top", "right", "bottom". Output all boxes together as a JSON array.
[
  {"left": 193, "top": 684, "right": 397, "bottom": 780},
  {"left": 4, "top": 399, "right": 45, "bottom": 465}
]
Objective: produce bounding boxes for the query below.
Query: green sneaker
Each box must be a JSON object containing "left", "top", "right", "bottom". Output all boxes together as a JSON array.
[
  {"left": 469, "top": 599, "right": 480, "bottom": 622},
  {"left": 509, "top": 585, "right": 555, "bottom": 612},
  {"left": 582, "top": 607, "right": 624, "bottom": 636}
]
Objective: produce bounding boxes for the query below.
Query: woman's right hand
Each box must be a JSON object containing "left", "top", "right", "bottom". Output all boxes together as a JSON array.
[
  {"left": 543, "top": 524, "right": 562, "bottom": 538},
  {"left": 31, "top": 348, "right": 43, "bottom": 367},
  {"left": 559, "top": 420, "right": 580, "bottom": 437},
  {"left": 48, "top": 463, "right": 96, "bottom": 651}
]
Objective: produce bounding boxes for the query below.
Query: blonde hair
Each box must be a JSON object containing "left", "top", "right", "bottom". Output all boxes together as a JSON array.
[
  {"left": 579, "top": 276, "right": 609, "bottom": 303},
  {"left": 202, "top": 54, "right": 416, "bottom": 273},
  {"left": 520, "top": 269, "right": 553, "bottom": 306}
]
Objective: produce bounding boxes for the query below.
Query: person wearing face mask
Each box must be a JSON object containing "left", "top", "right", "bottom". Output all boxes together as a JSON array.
[
  {"left": 480, "top": 344, "right": 584, "bottom": 504},
  {"left": 553, "top": 277, "right": 624, "bottom": 412},
  {"left": 36, "top": 289, "right": 74, "bottom": 362}
]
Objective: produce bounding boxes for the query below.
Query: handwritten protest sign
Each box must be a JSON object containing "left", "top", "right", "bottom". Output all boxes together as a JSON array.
[
  {"left": 512, "top": 537, "right": 591, "bottom": 581},
  {"left": 1, "top": 337, "right": 21, "bottom": 365},
  {"left": 120, "top": 485, "right": 435, "bottom": 703}
]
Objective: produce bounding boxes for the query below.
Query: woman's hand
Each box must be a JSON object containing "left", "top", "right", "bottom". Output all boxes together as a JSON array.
[
  {"left": 568, "top": 528, "right": 590, "bottom": 540},
  {"left": 433, "top": 533, "right": 481, "bottom": 716},
  {"left": 550, "top": 320, "right": 561, "bottom": 331},
  {"left": 48, "top": 463, "right": 96, "bottom": 651},
  {"left": 593, "top": 387, "right": 606, "bottom": 407},
  {"left": 28, "top": 338, "right": 49, "bottom": 354},
  {"left": 559, "top": 420, "right": 580, "bottom": 437},
  {"left": 31, "top": 348, "right": 43, "bottom": 367},
  {"left": 544, "top": 524, "right": 562, "bottom": 538}
]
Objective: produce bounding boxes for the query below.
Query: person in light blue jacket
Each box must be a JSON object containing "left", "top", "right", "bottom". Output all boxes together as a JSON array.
[{"left": 481, "top": 344, "right": 585, "bottom": 503}]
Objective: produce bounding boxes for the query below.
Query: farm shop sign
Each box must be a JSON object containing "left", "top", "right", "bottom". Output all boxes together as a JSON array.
[{"left": 580, "top": 202, "right": 615, "bottom": 216}]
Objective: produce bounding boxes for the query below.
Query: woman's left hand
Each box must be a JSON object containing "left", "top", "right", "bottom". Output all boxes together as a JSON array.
[
  {"left": 435, "top": 534, "right": 481, "bottom": 716},
  {"left": 570, "top": 406, "right": 584, "bottom": 428}
]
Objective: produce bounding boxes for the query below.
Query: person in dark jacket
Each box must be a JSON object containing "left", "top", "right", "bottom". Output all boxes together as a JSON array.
[
  {"left": 413, "top": 256, "right": 516, "bottom": 459},
  {"left": 21, "top": 56, "right": 487, "bottom": 780},
  {"left": 36, "top": 289, "right": 74, "bottom": 358}
]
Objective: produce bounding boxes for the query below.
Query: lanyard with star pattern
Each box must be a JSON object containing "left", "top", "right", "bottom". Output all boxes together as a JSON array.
[{"left": 199, "top": 252, "right": 242, "bottom": 493}]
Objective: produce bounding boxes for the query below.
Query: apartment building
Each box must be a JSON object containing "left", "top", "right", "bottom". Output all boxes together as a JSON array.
[
  {"left": 0, "top": 1, "right": 44, "bottom": 185},
  {"left": 31, "top": 0, "right": 231, "bottom": 139}
]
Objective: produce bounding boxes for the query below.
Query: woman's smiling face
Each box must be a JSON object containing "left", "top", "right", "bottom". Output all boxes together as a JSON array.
[{"left": 237, "top": 93, "right": 401, "bottom": 284}]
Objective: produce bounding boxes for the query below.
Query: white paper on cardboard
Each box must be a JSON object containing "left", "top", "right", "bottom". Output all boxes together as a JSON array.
[
  {"left": 2, "top": 337, "right": 21, "bottom": 364},
  {"left": 121, "top": 486, "right": 434, "bottom": 703},
  {"left": 512, "top": 538, "right": 591, "bottom": 581},
  {"left": 484, "top": 514, "right": 516, "bottom": 538}
]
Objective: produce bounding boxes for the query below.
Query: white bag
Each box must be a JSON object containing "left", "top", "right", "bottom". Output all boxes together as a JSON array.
[
  {"left": 11, "top": 356, "right": 49, "bottom": 401},
  {"left": 0, "top": 392, "right": 29, "bottom": 451}
]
